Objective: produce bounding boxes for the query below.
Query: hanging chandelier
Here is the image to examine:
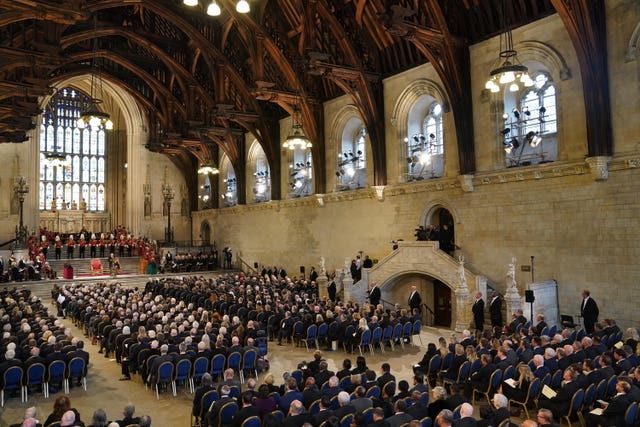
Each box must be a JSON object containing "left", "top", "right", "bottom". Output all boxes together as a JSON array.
[
  {"left": 183, "top": 0, "right": 250, "bottom": 16},
  {"left": 485, "top": 1, "right": 533, "bottom": 93},
  {"left": 77, "top": 15, "right": 113, "bottom": 130},
  {"left": 197, "top": 164, "right": 220, "bottom": 175},
  {"left": 283, "top": 100, "right": 312, "bottom": 150}
]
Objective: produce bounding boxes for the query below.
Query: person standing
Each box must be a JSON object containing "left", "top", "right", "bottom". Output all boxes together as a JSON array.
[
  {"left": 369, "top": 282, "right": 381, "bottom": 307},
  {"left": 489, "top": 291, "right": 502, "bottom": 328},
  {"left": 472, "top": 292, "right": 485, "bottom": 332},
  {"left": 581, "top": 290, "right": 599, "bottom": 334},
  {"left": 328, "top": 276, "right": 337, "bottom": 302},
  {"left": 409, "top": 286, "right": 422, "bottom": 313}
]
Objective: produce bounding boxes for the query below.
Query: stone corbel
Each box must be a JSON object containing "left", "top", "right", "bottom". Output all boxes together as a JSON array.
[
  {"left": 585, "top": 156, "right": 611, "bottom": 181},
  {"left": 458, "top": 174, "right": 474, "bottom": 192},
  {"left": 372, "top": 185, "right": 385, "bottom": 202}
]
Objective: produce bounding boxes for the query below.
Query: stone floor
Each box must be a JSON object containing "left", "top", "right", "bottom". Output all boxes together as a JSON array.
[{"left": 0, "top": 278, "right": 514, "bottom": 426}]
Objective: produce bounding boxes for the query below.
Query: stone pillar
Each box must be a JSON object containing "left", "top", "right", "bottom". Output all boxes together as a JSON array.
[
  {"left": 504, "top": 285, "right": 523, "bottom": 321},
  {"left": 318, "top": 273, "right": 328, "bottom": 301},
  {"left": 454, "top": 256, "right": 471, "bottom": 332},
  {"left": 342, "top": 275, "right": 355, "bottom": 302}
]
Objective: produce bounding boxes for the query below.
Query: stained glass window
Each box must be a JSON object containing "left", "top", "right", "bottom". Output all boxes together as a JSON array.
[{"left": 39, "top": 87, "right": 107, "bottom": 211}]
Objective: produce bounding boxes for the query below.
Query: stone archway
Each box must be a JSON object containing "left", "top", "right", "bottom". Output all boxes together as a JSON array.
[
  {"left": 356, "top": 241, "right": 480, "bottom": 331},
  {"left": 381, "top": 272, "right": 453, "bottom": 328},
  {"left": 200, "top": 220, "right": 211, "bottom": 245}
]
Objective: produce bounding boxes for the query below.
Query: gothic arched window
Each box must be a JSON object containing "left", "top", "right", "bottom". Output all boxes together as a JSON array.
[
  {"left": 407, "top": 102, "right": 444, "bottom": 181},
  {"left": 337, "top": 121, "right": 367, "bottom": 190},
  {"left": 39, "top": 88, "right": 107, "bottom": 211},
  {"left": 502, "top": 72, "right": 558, "bottom": 167}
]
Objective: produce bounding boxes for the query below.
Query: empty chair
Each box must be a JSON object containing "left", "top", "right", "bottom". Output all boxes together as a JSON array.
[
  {"left": 268, "top": 410, "right": 285, "bottom": 424},
  {"left": 226, "top": 352, "right": 242, "bottom": 377},
  {"left": 316, "top": 323, "right": 328, "bottom": 350},
  {"left": 412, "top": 319, "right": 424, "bottom": 346},
  {"left": 65, "top": 357, "right": 87, "bottom": 393},
  {"left": 23, "top": 362, "right": 45, "bottom": 402},
  {"left": 1, "top": 366, "right": 23, "bottom": 406},
  {"left": 550, "top": 370, "right": 563, "bottom": 389},
  {"left": 426, "top": 355, "right": 442, "bottom": 387},
  {"left": 174, "top": 358, "right": 192, "bottom": 393},
  {"left": 45, "top": 360, "right": 66, "bottom": 398},
  {"left": 340, "top": 414, "right": 353, "bottom": 427},
  {"left": 210, "top": 354, "right": 225, "bottom": 381},
  {"left": 382, "top": 325, "right": 393, "bottom": 350},
  {"left": 370, "top": 327, "right": 383, "bottom": 354},
  {"left": 241, "top": 349, "right": 258, "bottom": 383},
  {"left": 304, "top": 324, "right": 318, "bottom": 351},
  {"left": 624, "top": 402, "right": 638, "bottom": 427},
  {"left": 420, "top": 417, "right": 432, "bottom": 427},
  {"left": 342, "top": 325, "right": 355, "bottom": 352},
  {"left": 152, "top": 361, "right": 175, "bottom": 399},
  {"left": 255, "top": 337, "right": 268, "bottom": 357},
  {"left": 390, "top": 323, "right": 403, "bottom": 351},
  {"left": 402, "top": 322, "right": 413, "bottom": 348},
  {"left": 191, "top": 356, "right": 209, "bottom": 387},
  {"left": 366, "top": 385, "right": 381, "bottom": 399}
]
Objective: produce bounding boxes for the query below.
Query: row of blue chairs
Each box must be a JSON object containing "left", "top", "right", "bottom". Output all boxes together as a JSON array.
[
  {"left": 140, "top": 349, "right": 261, "bottom": 399},
  {"left": 0, "top": 357, "right": 87, "bottom": 406},
  {"left": 296, "top": 320, "right": 423, "bottom": 355}
]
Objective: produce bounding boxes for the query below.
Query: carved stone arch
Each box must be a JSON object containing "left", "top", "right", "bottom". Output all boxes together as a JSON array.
[
  {"left": 200, "top": 220, "right": 212, "bottom": 245},
  {"left": 390, "top": 79, "right": 449, "bottom": 140},
  {"left": 380, "top": 269, "right": 454, "bottom": 292},
  {"left": 626, "top": 22, "right": 640, "bottom": 62},
  {"left": 246, "top": 139, "right": 270, "bottom": 203},
  {"left": 218, "top": 153, "right": 237, "bottom": 207},
  {"left": 419, "top": 198, "right": 462, "bottom": 226},
  {"left": 329, "top": 104, "right": 370, "bottom": 188},
  {"left": 516, "top": 40, "right": 572, "bottom": 81},
  {"left": 41, "top": 74, "right": 149, "bottom": 234}
]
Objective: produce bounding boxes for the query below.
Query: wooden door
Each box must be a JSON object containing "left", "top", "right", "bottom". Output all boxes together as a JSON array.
[{"left": 434, "top": 280, "right": 452, "bottom": 327}]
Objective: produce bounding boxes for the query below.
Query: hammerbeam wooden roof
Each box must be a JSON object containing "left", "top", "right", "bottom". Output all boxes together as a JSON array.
[{"left": 0, "top": 0, "right": 611, "bottom": 203}]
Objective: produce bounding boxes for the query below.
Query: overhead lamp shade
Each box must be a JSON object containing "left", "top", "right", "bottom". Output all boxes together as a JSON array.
[
  {"left": 236, "top": 0, "right": 250, "bottom": 13},
  {"left": 105, "top": 119, "right": 114, "bottom": 130},
  {"left": 509, "top": 83, "right": 519, "bottom": 92},
  {"left": 77, "top": 117, "right": 86, "bottom": 129},
  {"left": 184, "top": 0, "right": 198, "bottom": 6},
  {"left": 207, "top": 1, "right": 221, "bottom": 16},
  {"left": 490, "top": 84, "right": 500, "bottom": 93},
  {"left": 499, "top": 71, "right": 515, "bottom": 84}
]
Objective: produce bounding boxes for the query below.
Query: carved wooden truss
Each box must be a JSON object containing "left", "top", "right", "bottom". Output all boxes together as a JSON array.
[{"left": 0, "top": 0, "right": 611, "bottom": 205}]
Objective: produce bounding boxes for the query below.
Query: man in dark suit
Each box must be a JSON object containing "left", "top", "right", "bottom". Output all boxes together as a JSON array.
[
  {"left": 472, "top": 293, "right": 485, "bottom": 332},
  {"left": 408, "top": 286, "right": 422, "bottom": 313},
  {"left": 327, "top": 279, "right": 337, "bottom": 302},
  {"left": 534, "top": 314, "right": 548, "bottom": 336},
  {"left": 453, "top": 403, "right": 477, "bottom": 427},
  {"left": 467, "top": 354, "right": 495, "bottom": 398},
  {"left": 231, "top": 391, "right": 261, "bottom": 427},
  {"left": 283, "top": 399, "right": 310, "bottom": 427},
  {"left": 277, "top": 311, "right": 295, "bottom": 345},
  {"left": 311, "top": 398, "right": 334, "bottom": 427},
  {"left": 192, "top": 373, "right": 215, "bottom": 418},
  {"left": 333, "top": 391, "right": 356, "bottom": 421},
  {"left": 585, "top": 380, "right": 631, "bottom": 427},
  {"left": 116, "top": 403, "right": 141, "bottom": 427},
  {"left": 368, "top": 407, "right": 390, "bottom": 427},
  {"left": 580, "top": 290, "right": 599, "bottom": 334},
  {"left": 386, "top": 399, "right": 414, "bottom": 427},
  {"left": 405, "top": 390, "right": 429, "bottom": 420},
  {"left": 377, "top": 363, "right": 396, "bottom": 390},
  {"left": 369, "top": 282, "right": 381, "bottom": 307},
  {"left": 538, "top": 368, "right": 581, "bottom": 420},
  {"left": 532, "top": 355, "right": 550, "bottom": 380},
  {"left": 206, "top": 385, "right": 236, "bottom": 427},
  {"left": 489, "top": 292, "right": 502, "bottom": 328},
  {"left": 613, "top": 348, "right": 632, "bottom": 375}
]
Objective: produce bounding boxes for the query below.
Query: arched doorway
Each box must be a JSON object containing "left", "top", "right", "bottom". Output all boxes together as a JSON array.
[
  {"left": 200, "top": 220, "right": 211, "bottom": 245},
  {"left": 381, "top": 272, "right": 452, "bottom": 328},
  {"left": 426, "top": 206, "right": 455, "bottom": 255}
]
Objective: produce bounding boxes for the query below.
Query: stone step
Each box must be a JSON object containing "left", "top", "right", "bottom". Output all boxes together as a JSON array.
[{"left": 47, "top": 256, "right": 144, "bottom": 276}]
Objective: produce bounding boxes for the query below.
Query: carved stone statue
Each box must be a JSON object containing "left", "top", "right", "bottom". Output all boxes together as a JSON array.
[
  {"left": 319, "top": 256, "right": 326, "bottom": 275},
  {"left": 344, "top": 257, "right": 352, "bottom": 278},
  {"left": 458, "top": 255, "right": 467, "bottom": 290},
  {"left": 507, "top": 256, "right": 517, "bottom": 289}
]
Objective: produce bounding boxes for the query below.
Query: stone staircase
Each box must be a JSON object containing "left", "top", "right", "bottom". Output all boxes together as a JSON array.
[{"left": 47, "top": 256, "right": 144, "bottom": 278}]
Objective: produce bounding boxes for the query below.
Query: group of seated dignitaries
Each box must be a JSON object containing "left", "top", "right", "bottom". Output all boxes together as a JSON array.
[{"left": 0, "top": 286, "right": 90, "bottom": 398}]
